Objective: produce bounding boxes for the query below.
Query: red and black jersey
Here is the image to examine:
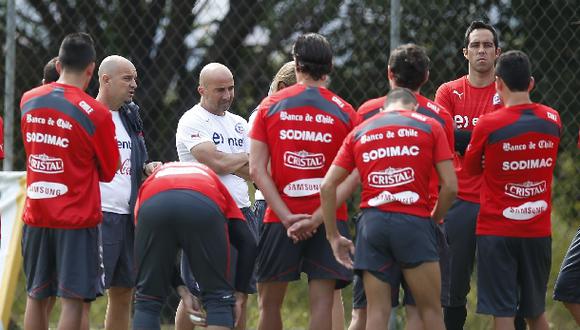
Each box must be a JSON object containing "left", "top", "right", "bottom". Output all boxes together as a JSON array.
[
  {"left": 333, "top": 110, "right": 454, "bottom": 218},
  {"left": 464, "top": 103, "right": 561, "bottom": 237},
  {"left": 249, "top": 83, "right": 358, "bottom": 223},
  {"left": 357, "top": 93, "right": 455, "bottom": 210},
  {"left": 435, "top": 76, "right": 502, "bottom": 203},
  {"left": 20, "top": 82, "right": 119, "bottom": 229},
  {"left": 134, "top": 162, "right": 245, "bottom": 223}
]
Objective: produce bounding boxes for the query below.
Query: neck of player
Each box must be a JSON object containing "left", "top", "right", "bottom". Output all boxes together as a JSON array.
[
  {"left": 96, "top": 93, "right": 124, "bottom": 111},
  {"left": 296, "top": 73, "right": 327, "bottom": 88},
  {"left": 502, "top": 91, "right": 532, "bottom": 108},
  {"left": 468, "top": 68, "right": 496, "bottom": 88}
]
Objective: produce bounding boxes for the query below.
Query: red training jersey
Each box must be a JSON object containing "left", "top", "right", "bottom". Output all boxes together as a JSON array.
[
  {"left": 134, "top": 162, "right": 245, "bottom": 224},
  {"left": 250, "top": 84, "right": 358, "bottom": 223},
  {"left": 435, "top": 76, "right": 502, "bottom": 203},
  {"left": 333, "top": 110, "right": 454, "bottom": 218},
  {"left": 357, "top": 94, "right": 455, "bottom": 210},
  {"left": 20, "top": 82, "right": 119, "bottom": 229},
  {"left": 464, "top": 103, "right": 561, "bottom": 237}
]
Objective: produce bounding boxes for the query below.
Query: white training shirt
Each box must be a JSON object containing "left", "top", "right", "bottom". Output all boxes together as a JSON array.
[
  {"left": 100, "top": 110, "right": 132, "bottom": 214},
  {"left": 176, "top": 103, "right": 251, "bottom": 208},
  {"left": 248, "top": 110, "right": 264, "bottom": 201}
]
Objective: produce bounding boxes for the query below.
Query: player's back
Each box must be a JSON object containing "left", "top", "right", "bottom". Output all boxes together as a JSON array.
[
  {"left": 340, "top": 110, "right": 453, "bottom": 218},
  {"left": 20, "top": 82, "right": 118, "bottom": 228},
  {"left": 251, "top": 83, "right": 357, "bottom": 221},
  {"left": 466, "top": 103, "right": 561, "bottom": 237}
]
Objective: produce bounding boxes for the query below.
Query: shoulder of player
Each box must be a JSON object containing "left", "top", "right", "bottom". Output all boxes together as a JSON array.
[
  {"left": 224, "top": 111, "right": 248, "bottom": 125},
  {"left": 357, "top": 96, "right": 385, "bottom": 113}
]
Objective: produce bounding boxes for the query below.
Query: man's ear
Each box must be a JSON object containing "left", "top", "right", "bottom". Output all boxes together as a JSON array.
[
  {"left": 463, "top": 48, "right": 468, "bottom": 60},
  {"left": 197, "top": 85, "right": 205, "bottom": 96},
  {"left": 528, "top": 76, "right": 535, "bottom": 92}
]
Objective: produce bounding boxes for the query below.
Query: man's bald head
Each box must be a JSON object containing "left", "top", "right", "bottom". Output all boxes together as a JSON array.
[
  {"left": 98, "top": 55, "right": 135, "bottom": 77},
  {"left": 97, "top": 55, "right": 138, "bottom": 110},
  {"left": 198, "top": 63, "right": 235, "bottom": 115}
]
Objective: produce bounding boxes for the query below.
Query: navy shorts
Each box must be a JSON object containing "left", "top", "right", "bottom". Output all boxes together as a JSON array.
[
  {"left": 352, "top": 211, "right": 446, "bottom": 308},
  {"left": 477, "top": 235, "right": 551, "bottom": 318},
  {"left": 554, "top": 227, "right": 580, "bottom": 304},
  {"left": 354, "top": 208, "right": 438, "bottom": 287},
  {"left": 444, "top": 198, "right": 479, "bottom": 307},
  {"left": 101, "top": 212, "right": 135, "bottom": 288},
  {"left": 181, "top": 206, "right": 258, "bottom": 295},
  {"left": 22, "top": 224, "right": 100, "bottom": 301},
  {"left": 256, "top": 221, "right": 353, "bottom": 289},
  {"left": 135, "top": 190, "right": 237, "bottom": 328}
]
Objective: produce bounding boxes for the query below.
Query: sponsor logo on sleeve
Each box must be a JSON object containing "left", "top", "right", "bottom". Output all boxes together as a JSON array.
[
  {"left": 28, "top": 154, "right": 64, "bottom": 174},
  {"left": 27, "top": 181, "right": 68, "bottom": 199},
  {"left": 502, "top": 200, "right": 548, "bottom": 220},
  {"left": 505, "top": 181, "right": 547, "bottom": 199},
  {"left": 283, "top": 151, "right": 325, "bottom": 170},
  {"left": 368, "top": 190, "right": 419, "bottom": 207},
  {"left": 78, "top": 100, "right": 94, "bottom": 114},
  {"left": 368, "top": 167, "right": 415, "bottom": 188},
  {"left": 283, "top": 178, "right": 323, "bottom": 197}
]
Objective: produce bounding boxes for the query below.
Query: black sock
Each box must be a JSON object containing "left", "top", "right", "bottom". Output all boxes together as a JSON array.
[{"left": 444, "top": 305, "right": 467, "bottom": 330}]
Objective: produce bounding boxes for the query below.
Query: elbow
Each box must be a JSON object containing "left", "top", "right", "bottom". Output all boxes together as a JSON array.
[
  {"left": 249, "top": 162, "right": 260, "bottom": 183},
  {"left": 319, "top": 180, "right": 336, "bottom": 201},
  {"left": 443, "top": 178, "right": 458, "bottom": 199}
]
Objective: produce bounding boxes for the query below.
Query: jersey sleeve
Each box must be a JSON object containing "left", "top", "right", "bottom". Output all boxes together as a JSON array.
[
  {"left": 240, "top": 118, "right": 250, "bottom": 153},
  {"left": 94, "top": 110, "right": 120, "bottom": 182},
  {"left": 248, "top": 106, "right": 268, "bottom": 143},
  {"left": 431, "top": 122, "right": 454, "bottom": 163},
  {"left": 175, "top": 113, "right": 214, "bottom": 151},
  {"left": 441, "top": 108, "right": 456, "bottom": 152},
  {"left": 435, "top": 83, "right": 453, "bottom": 115},
  {"left": 463, "top": 118, "right": 489, "bottom": 175},
  {"left": 332, "top": 131, "right": 356, "bottom": 172}
]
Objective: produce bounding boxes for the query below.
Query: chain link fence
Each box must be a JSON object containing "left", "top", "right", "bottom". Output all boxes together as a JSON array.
[{"left": 2, "top": 0, "right": 579, "bottom": 328}]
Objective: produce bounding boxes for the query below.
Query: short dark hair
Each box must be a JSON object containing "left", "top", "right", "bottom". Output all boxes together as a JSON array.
[
  {"left": 384, "top": 87, "right": 418, "bottom": 108},
  {"left": 292, "top": 33, "right": 333, "bottom": 81},
  {"left": 464, "top": 21, "right": 499, "bottom": 48},
  {"left": 388, "top": 44, "right": 430, "bottom": 91},
  {"left": 43, "top": 57, "right": 59, "bottom": 83},
  {"left": 58, "top": 32, "right": 96, "bottom": 72},
  {"left": 496, "top": 50, "right": 531, "bottom": 92}
]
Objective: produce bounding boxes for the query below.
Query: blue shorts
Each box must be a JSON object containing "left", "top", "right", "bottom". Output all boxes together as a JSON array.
[
  {"left": 477, "top": 235, "right": 551, "bottom": 318},
  {"left": 554, "top": 227, "right": 580, "bottom": 304},
  {"left": 101, "top": 212, "right": 135, "bottom": 288},
  {"left": 354, "top": 209, "right": 439, "bottom": 286},
  {"left": 256, "top": 221, "right": 353, "bottom": 289},
  {"left": 22, "top": 225, "right": 100, "bottom": 301}
]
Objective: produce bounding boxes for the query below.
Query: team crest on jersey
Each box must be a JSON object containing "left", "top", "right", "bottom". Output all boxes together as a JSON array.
[
  {"left": 235, "top": 122, "right": 245, "bottom": 134},
  {"left": 504, "top": 181, "right": 546, "bottom": 199},
  {"left": 368, "top": 167, "right": 415, "bottom": 188},
  {"left": 283, "top": 150, "right": 325, "bottom": 170},
  {"left": 492, "top": 93, "right": 501, "bottom": 105}
]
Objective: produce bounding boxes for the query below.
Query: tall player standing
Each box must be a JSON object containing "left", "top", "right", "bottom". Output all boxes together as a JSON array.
[
  {"left": 249, "top": 33, "right": 357, "bottom": 330},
  {"left": 434, "top": 21, "right": 502, "bottom": 330},
  {"left": 19, "top": 33, "right": 119, "bottom": 329},
  {"left": 464, "top": 50, "right": 561, "bottom": 330}
]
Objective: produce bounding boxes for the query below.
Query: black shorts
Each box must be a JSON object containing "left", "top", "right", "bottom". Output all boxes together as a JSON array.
[
  {"left": 135, "top": 190, "right": 237, "bottom": 328},
  {"left": 354, "top": 209, "right": 438, "bottom": 286},
  {"left": 476, "top": 235, "right": 551, "bottom": 318},
  {"left": 554, "top": 227, "right": 580, "bottom": 304},
  {"left": 256, "top": 221, "right": 353, "bottom": 289},
  {"left": 101, "top": 212, "right": 135, "bottom": 289},
  {"left": 181, "top": 207, "right": 258, "bottom": 295},
  {"left": 352, "top": 220, "right": 449, "bottom": 308},
  {"left": 444, "top": 198, "right": 479, "bottom": 307},
  {"left": 22, "top": 224, "right": 100, "bottom": 301}
]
